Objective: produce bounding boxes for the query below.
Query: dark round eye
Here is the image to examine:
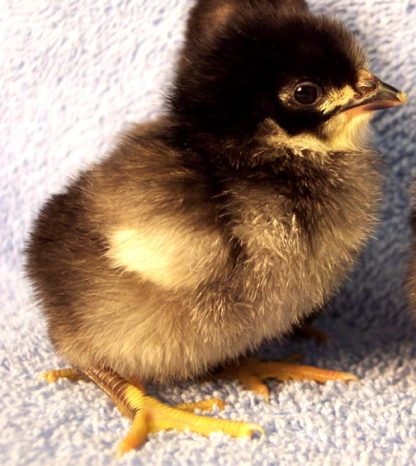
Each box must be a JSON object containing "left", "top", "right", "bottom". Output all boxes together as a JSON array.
[{"left": 293, "top": 82, "right": 322, "bottom": 106}]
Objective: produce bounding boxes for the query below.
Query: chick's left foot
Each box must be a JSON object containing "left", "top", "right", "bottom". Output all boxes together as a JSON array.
[{"left": 218, "top": 356, "right": 358, "bottom": 400}]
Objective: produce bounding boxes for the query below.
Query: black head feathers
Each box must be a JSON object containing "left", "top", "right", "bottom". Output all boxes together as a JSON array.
[
  {"left": 184, "top": 0, "right": 309, "bottom": 49},
  {"left": 169, "top": 0, "right": 366, "bottom": 139}
]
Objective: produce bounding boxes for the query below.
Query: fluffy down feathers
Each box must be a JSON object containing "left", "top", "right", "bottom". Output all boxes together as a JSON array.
[{"left": 25, "top": 0, "right": 382, "bottom": 383}]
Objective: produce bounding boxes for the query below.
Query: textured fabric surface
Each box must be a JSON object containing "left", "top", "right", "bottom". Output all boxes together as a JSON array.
[{"left": 1, "top": 1, "right": 416, "bottom": 465}]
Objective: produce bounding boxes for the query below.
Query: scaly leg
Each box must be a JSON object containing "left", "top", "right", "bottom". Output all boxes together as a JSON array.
[
  {"left": 217, "top": 356, "right": 357, "bottom": 400},
  {"left": 42, "top": 368, "right": 87, "bottom": 383},
  {"left": 42, "top": 366, "right": 263, "bottom": 456}
]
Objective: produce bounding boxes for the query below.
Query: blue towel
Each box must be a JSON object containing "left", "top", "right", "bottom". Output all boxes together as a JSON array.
[{"left": 1, "top": 1, "right": 415, "bottom": 465}]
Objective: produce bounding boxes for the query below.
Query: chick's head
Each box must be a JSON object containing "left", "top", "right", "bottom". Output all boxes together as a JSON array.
[{"left": 171, "top": 0, "right": 406, "bottom": 151}]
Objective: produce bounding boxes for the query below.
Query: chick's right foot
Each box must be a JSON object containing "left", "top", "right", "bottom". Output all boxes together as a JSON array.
[
  {"left": 81, "top": 367, "right": 263, "bottom": 456},
  {"left": 116, "top": 388, "right": 261, "bottom": 456}
]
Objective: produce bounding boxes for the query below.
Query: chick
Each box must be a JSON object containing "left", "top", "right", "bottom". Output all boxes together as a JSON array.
[{"left": 26, "top": 0, "right": 407, "bottom": 454}]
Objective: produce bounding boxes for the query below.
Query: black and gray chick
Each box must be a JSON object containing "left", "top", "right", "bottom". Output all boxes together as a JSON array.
[{"left": 25, "top": 0, "right": 407, "bottom": 452}]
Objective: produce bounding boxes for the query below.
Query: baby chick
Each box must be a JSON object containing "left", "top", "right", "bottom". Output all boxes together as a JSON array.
[{"left": 26, "top": 0, "right": 407, "bottom": 454}]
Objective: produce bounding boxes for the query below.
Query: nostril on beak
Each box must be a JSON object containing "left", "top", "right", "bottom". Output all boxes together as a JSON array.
[{"left": 357, "top": 79, "right": 378, "bottom": 95}]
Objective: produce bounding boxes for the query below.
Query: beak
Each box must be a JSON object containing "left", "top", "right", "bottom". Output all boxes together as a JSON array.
[{"left": 341, "top": 74, "right": 408, "bottom": 113}]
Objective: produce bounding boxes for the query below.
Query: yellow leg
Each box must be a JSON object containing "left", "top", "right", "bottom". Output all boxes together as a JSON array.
[
  {"left": 41, "top": 368, "right": 86, "bottom": 383},
  {"left": 218, "top": 356, "right": 358, "bottom": 399}
]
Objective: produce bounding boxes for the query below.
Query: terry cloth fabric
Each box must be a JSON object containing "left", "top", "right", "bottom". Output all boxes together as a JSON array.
[{"left": 1, "top": 1, "right": 415, "bottom": 465}]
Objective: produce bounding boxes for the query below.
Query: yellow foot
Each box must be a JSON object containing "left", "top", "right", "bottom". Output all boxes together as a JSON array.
[
  {"left": 74, "top": 367, "right": 264, "bottom": 457},
  {"left": 118, "top": 389, "right": 263, "bottom": 456},
  {"left": 175, "top": 398, "right": 226, "bottom": 412},
  {"left": 116, "top": 386, "right": 263, "bottom": 456},
  {"left": 41, "top": 368, "right": 86, "bottom": 383},
  {"left": 218, "top": 356, "right": 358, "bottom": 400}
]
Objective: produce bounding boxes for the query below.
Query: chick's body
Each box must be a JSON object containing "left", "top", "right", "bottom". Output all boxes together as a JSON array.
[
  {"left": 27, "top": 0, "right": 404, "bottom": 389},
  {"left": 27, "top": 118, "right": 379, "bottom": 384}
]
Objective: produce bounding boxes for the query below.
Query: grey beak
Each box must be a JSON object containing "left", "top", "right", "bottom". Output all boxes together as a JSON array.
[{"left": 342, "top": 77, "right": 408, "bottom": 113}]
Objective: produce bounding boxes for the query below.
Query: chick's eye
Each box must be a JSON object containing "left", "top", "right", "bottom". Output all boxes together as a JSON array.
[{"left": 293, "top": 82, "right": 322, "bottom": 106}]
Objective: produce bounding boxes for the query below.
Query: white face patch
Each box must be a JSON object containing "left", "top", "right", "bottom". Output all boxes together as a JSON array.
[
  {"left": 268, "top": 120, "right": 371, "bottom": 154},
  {"left": 267, "top": 103, "right": 372, "bottom": 154},
  {"left": 316, "top": 84, "right": 374, "bottom": 151},
  {"left": 320, "top": 110, "right": 373, "bottom": 151}
]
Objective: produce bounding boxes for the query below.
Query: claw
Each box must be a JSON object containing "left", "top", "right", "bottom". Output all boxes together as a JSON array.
[{"left": 117, "top": 409, "right": 148, "bottom": 457}]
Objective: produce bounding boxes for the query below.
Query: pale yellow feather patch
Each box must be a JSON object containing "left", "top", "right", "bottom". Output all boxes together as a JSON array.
[
  {"left": 319, "top": 85, "right": 357, "bottom": 114},
  {"left": 107, "top": 225, "right": 230, "bottom": 291},
  {"left": 267, "top": 108, "right": 372, "bottom": 154},
  {"left": 109, "top": 228, "right": 171, "bottom": 282}
]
